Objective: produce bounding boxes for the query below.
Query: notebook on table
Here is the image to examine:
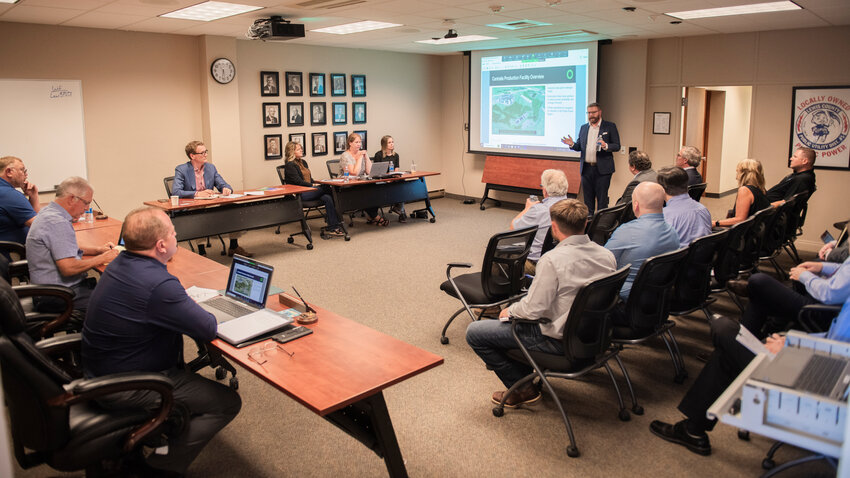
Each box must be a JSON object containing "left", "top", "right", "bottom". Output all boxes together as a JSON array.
[{"left": 199, "top": 254, "right": 292, "bottom": 345}]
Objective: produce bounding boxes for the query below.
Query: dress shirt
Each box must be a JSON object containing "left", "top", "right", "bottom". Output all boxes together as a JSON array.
[
  {"left": 511, "top": 195, "right": 568, "bottom": 261},
  {"left": 82, "top": 252, "right": 216, "bottom": 377},
  {"left": 585, "top": 123, "right": 600, "bottom": 165},
  {"left": 26, "top": 202, "right": 86, "bottom": 288},
  {"left": 508, "top": 234, "right": 617, "bottom": 340},
  {"left": 194, "top": 163, "right": 206, "bottom": 191},
  {"left": 605, "top": 212, "right": 680, "bottom": 300},
  {"left": 0, "top": 177, "right": 37, "bottom": 244},
  {"left": 797, "top": 257, "right": 850, "bottom": 305},
  {"left": 663, "top": 194, "right": 712, "bottom": 248}
]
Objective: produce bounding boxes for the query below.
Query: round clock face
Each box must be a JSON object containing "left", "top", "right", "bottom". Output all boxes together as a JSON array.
[{"left": 211, "top": 58, "right": 235, "bottom": 84}]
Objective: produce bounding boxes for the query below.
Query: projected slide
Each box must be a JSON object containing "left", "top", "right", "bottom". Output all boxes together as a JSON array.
[{"left": 469, "top": 43, "right": 597, "bottom": 159}]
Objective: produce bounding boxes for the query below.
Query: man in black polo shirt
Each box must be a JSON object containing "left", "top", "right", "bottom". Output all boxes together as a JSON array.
[{"left": 766, "top": 147, "right": 816, "bottom": 206}]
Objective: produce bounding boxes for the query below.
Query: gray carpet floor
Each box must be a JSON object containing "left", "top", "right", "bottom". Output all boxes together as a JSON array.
[{"left": 12, "top": 197, "right": 836, "bottom": 477}]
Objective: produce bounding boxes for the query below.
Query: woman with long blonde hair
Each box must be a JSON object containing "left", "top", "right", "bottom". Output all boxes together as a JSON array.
[{"left": 714, "top": 158, "right": 770, "bottom": 227}]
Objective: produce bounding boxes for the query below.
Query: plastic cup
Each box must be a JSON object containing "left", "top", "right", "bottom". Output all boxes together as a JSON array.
[{"left": 171, "top": 195, "right": 179, "bottom": 206}]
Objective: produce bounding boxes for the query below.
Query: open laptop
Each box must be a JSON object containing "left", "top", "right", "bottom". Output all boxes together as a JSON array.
[
  {"left": 199, "top": 255, "right": 292, "bottom": 345},
  {"left": 368, "top": 161, "right": 391, "bottom": 179},
  {"left": 751, "top": 346, "right": 850, "bottom": 401}
]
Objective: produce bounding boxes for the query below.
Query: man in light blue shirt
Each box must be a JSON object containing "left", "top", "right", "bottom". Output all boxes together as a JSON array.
[
  {"left": 510, "top": 169, "right": 569, "bottom": 275},
  {"left": 657, "top": 166, "right": 711, "bottom": 248},
  {"left": 605, "top": 182, "right": 680, "bottom": 300}
]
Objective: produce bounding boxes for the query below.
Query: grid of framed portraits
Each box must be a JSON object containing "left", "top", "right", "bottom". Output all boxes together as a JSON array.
[{"left": 261, "top": 71, "right": 366, "bottom": 160}]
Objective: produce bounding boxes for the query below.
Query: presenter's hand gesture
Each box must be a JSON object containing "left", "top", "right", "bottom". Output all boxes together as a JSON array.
[{"left": 561, "top": 135, "right": 574, "bottom": 147}]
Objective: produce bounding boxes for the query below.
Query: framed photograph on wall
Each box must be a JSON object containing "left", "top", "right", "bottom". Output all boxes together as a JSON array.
[
  {"left": 309, "top": 73, "right": 325, "bottom": 97},
  {"left": 330, "top": 73, "right": 346, "bottom": 96},
  {"left": 333, "top": 131, "right": 347, "bottom": 154},
  {"left": 289, "top": 133, "right": 306, "bottom": 150},
  {"left": 264, "top": 134, "right": 282, "bottom": 160},
  {"left": 287, "top": 102, "right": 304, "bottom": 127},
  {"left": 354, "top": 130, "right": 367, "bottom": 150},
  {"left": 332, "top": 102, "right": 347, "bottom": 125},
  {"left": 312, "top": 132, "right": 328, "bottom": 156},
  {"left": 260, "top": 71, "right": 279, "bottom": 96},
  {"left": 351, "top": 75, "right": 366, "bottom": 97},
  {"left": 285, "top": 71, "right": 302, "bottom": 96},
  {"left": 310, "top": 102, "right": 326, "bottom": 126},
  {"left": 262, "top": 102, "right": 281, "bottom": 127},
  {"left": 790, "top": 85, "right": 850, "bottom": 170},
  {"left": 652, "top": 112, "right": 671, "bottom": 135},
  {"left": 353, "top": 102, "right": 366, "bottom": 124}
]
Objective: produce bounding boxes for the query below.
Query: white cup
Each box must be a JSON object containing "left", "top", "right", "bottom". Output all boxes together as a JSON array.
[{"left": 170, "top": 195, "right": 179, "bottom": 206}]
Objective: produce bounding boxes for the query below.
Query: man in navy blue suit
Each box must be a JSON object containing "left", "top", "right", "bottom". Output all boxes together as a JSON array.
[{"left": 561, "top": 103, "right": 621, "bottom": 215}]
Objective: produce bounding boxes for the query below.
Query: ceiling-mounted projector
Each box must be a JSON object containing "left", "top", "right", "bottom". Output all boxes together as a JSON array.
[{"left": 246, "top": 16, "right": 305, "bottom": 41}]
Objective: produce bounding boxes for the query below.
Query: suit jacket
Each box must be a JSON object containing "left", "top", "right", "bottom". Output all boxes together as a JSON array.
[
  {"left": 569, "top": 119, "right": 621, "bottom": 175},
  {"left": 172, "top": 162, "right": 231, "bottom": 198},
  {"left": 685, "top": 167, "right": 703, "bottom": 186},
  {"left": 616, "top": 169, "right": 657, "bottom": 205}
]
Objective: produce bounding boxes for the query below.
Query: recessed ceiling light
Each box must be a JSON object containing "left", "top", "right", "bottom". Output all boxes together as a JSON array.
[
  {"left": 0, "top": 0, "right": 20, "bottom": 3},
  {"left": 160, "top": 1, "right": 263, "bottom": 21},
  {"left": 667, "top": 1, "right": 800, "bottom": 20},
  {"left": 311, "top": 21, "right": 402, "bottom": 34},
  {"left": 416, "top": 35, "right": 497, "bottom": 45},
  {"left": 487, "top": 19, "right": 551, "bottom": 30}
]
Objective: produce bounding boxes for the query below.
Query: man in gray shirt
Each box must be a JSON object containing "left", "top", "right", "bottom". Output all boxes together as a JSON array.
[
  {"left": 510, "top": 169, "right": 569, "bottom": 275},
  {"left": 467, "top": 199, "right": 617, "bottom": 407},
  {"left": 26, "top": 176, "right": 118, "bottom": 313}
]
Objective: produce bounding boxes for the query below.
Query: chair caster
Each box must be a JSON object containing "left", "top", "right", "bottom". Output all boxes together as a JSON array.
[
  {"left": 275, "top": 229, "right": 280, "bottom": 235},
  {"left": 306, "top": 243, "right": 314, "bottom": 250},
  {"left": 215, "top": 367, "right": 226, "bottom": 380},
  {"left": 287, "top": 237, "right": 294, "bottom": 244},
  {"left": 674, "top": 371, "right": 687, "bottom": 384},
  {"left": 618, "top": 409, "right": 630, "bottom": 421},
  {"left": 632, "top": 405, "right": 644, "bottom": 415},
  {"left": 480, "top": 205, "right": 485, "bottom": 210},
  {"left": 492, "top": 407, "right": 504, "bottom": 417},
  {"left": 344, "top": 236, "right": 351, "bottom": 241},
  {"left": 762, "top": 458, "right": 775, "bottom": 470},
  {"left": 220, "top": 250, "right": 226, "bottom": 256},
  {"left": 429, "top": 217, "right": 436, "bottom": 223},
  {"left": 738, "top": 430, "right": 750, "bottom": 441},
  {"left": 566, "top": 446, "right": 580, "bottom": 458},
  {"left": 440, "top": 336, "right": 449, "bottom": 345},
  {"left": 229, "top": 377, "right": 239, "bottom": 390}
]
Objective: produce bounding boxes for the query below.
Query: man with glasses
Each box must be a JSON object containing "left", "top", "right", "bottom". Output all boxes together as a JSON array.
[
  {"left": 675, "top": 146, "right": 703, "bottom": 186},
  {"left": 0, "top": 155, "right": 41, "bottom": 245},
  {"left": 173, "top": 140, "right": 252, "bottom": 257},
  {"left": 26, "top": 176, "right": 118, "bottom": 314},
  {"left": 561, "top": 102, "right": 621, "bottom": 215}
]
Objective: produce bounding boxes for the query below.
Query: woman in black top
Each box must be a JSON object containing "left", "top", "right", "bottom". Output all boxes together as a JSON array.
[
  {"left": 373, "top": 135, "right": 407, "bottom": 222},
  {"left": 715, "top": 158, "right": 771, "bottom": 227},
  {"left": 283, "top": 142, "right": 344, "bottom": 236}
]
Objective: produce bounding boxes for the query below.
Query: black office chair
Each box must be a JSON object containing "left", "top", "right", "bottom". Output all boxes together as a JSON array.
[
  {"left": 759, "top": 199, "right": 795, "bottom": 277},
  {"left": 611, "top": 247, "right": 690, "bottom": 383},
  {"left": 737, "top": 206, "right": 777, "bottom": 276},
  {"left": 274, "top": 164, "right": 325, "bottom": 246},
  {"left": 439, "top": 226, "right": 537, "bottom": 344},
  {"left": 0, "top": 240, "right": 27, "bottom": 283},
  {"left": 326, "top": 159, "right": 340, "bottom": 178},
  {"left": 585, "top": 202, "right": 630, "bottom": 246},
  {"left": 493, "top": 266, "right": 640, "bottom": 458},
  {"left": 0, "top": 278, "right": 182, "bottom": 476},
  {"left": 688, "top": 183, "right": 707, "bottom": 202},
  {"left": 710, "top": 216, "right": 755, "bottom": 312},
  {"left": 669, "top": 229, "right": 730, "bottom": 322},
  {"left": 163, "top": 175, "right": 226, "bottom": 256},
  {"left": 781, "top": 191, "right": 811, "bottom": 263}
]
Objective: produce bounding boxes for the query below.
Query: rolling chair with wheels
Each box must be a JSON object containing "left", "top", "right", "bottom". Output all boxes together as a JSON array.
[
  {"left": 163, "top": 176, "right": 226, "bottom": 256},
  {"left": 273, "top": 164, "right": 322, "bottom": 249},
  {"left": 492, "top": 266, "right": 640, "bottom": 458},
  {"left": 439, "top": 226, "right": 538, "bottom": 344}
]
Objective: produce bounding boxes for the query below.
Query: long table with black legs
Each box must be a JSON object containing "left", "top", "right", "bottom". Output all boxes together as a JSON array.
[
  {"left": 315, "top": 172, "right": 439, "bottom": 240},
  {"left": 144, "top": 185, "right": 317, "bottom": 249},
  {"left": 76, "top": 224, "right": 444, "bottom": 477}
]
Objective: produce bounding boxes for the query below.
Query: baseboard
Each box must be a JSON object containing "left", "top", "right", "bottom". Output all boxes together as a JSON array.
[
  {"left": 443, "top": 192, "right": 525, "bottom": 210},
  {"left": 704, "top": 188, "right": 738, "bottom": 199}
]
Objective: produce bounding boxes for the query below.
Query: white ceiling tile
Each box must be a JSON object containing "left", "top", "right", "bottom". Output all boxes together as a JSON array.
[
  {"left": 0, "top": 5, "right": 85, "bottom": 24},
  {"left": 62, "top": 11, "right": 148, "bottom": 29}
]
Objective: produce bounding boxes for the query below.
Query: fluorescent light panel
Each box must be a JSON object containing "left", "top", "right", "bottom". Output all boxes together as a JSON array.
[
  {"left": 667, "top": 1, "right": 800, "bottom": 20},
  {"left": 487, "top": 19, "right": 551, "bottom": 30},
  {"left": 311, "top": 21, "right": 401, "bottom": 34},
  {"left": 0, "top": 0, "right": 20, "bottom": 3},
  {"left": 416, "top": 35, "right": 497, "bottom": 45},
  {"left": 160, "top": 1, "right": 263, "bottom": 22}
]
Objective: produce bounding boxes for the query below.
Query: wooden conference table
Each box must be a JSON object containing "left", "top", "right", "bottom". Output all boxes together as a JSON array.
[
  {"left": 144, "top": 184, "right": 317, "bottom": 250},
  {"left": 76, "top": 224, "right": 444, "bottom": 477},
  {"left": 315, "top": 171, "right": 439, "bottom": 240}
]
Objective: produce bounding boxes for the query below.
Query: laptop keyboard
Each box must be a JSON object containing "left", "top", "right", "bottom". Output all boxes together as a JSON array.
[
  {"left": 793, "top": 354, "right": 847, "bottom": 396},
  {"left": 206, "top": 296, "right": 256, "bottom": 317}
]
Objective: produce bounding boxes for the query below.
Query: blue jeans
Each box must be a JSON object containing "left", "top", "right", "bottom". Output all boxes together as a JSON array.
[
  {"left": 466, "top": 320, "right": 564, "bottom": 388},
  {"left": 301, "top": 186, "right": 340, "bottom": 228}
]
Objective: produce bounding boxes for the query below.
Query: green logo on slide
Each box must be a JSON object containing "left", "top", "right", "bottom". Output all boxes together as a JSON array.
[{"left": 565, "top": 68, "right": 574, "bottom": 80}]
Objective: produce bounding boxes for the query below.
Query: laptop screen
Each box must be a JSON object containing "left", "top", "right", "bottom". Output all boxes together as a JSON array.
[{"left": 224, "top": 255, "right": 274, "bottom": 309}]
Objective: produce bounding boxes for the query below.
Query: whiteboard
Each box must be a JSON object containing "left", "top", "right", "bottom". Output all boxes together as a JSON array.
[{"left": 0, "top": 79, "right": 87, "bottom": 192}]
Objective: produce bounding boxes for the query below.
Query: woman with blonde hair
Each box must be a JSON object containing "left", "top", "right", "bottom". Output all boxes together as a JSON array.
[
  {"left": 282, "top": 141, "right": 344, "bottom": 236},
  {"left": 374, "top": 135, "right": 406, "bottom": 222},
  {"left": 713, "top": 158, "right": 770, "bottom": 227}
]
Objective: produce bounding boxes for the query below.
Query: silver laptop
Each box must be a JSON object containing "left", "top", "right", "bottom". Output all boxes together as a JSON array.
[
  {"left": 752, "top": 346, "right": 850, "bottom": 401},
  {"left": 368, "top": 161, "right": 390, "bottom": 179}
]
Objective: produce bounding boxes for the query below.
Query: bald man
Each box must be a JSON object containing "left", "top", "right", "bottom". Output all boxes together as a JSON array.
[{"left": 605, "top": 182, "right": 680, "bottom": 300}]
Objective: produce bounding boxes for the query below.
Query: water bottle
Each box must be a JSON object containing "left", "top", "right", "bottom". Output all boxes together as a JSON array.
[
  {"left": 596, "top": 139, "right": 602, "bottom": 152},
  {"left": 344, "top": 170, "right": 350, "bottom": 183},
  {"left": 410, "top": 162, "right": 417, "bottom": 173},
  {"left": 388, "top": 162, "right": 395, "bottom": 173},
  {"left": 85, "top": 207, "right": 93, "bottom": 224}
]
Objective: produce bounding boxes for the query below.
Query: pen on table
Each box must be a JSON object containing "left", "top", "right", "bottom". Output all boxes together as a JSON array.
[{"left": 291, "top": 286, "right": 316, "bottom": 313}]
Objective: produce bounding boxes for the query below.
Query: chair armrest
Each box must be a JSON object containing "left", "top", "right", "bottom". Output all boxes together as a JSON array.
[
  {"left": 507, "top": 316, "right": 552, "bottom": 325},
  {"left": 446, "top": 262, "right": 473, "bottom": 270},
  {"left": 50, "top": 372, "right": 175, "bottom": 452},
  {"left": 797, "top": 304, "right": 843, "bottom": 333},
  {"left": 0, "top": 240, "right": 26, "bottom": 259},
  {"left": 36, "top": 333, "right": 82, "bottom": 354},
  {"left": 14, "top": 284, "right": 75, "bottom": 337},
  {"left": 9, "top": 259, "right": 28, "bottom": 280}
]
